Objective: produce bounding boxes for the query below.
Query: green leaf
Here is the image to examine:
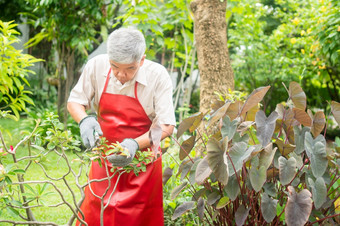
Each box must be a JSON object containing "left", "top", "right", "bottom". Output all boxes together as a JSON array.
[
  {"left": 224, "top": 174, "right": 240, "bottom": 201},
  {"left": 195, "top": 157, "right": 212, "bottom": 185},
  {"left": 207, "top": 137, "right": 229, "bottom": 185},
  {"left": 162, "top": 167, "right": 172, "bottom": 185},
  {"left": 177, "top": 112, "right": 203, "bottom": 139},
  {"left": 285, "top": 186, "right": 312, "bottom": 226},
  {"left": 221, "top": 115, "right": 238, "bottom": 141},
  {"left": 293, "top": 126, "right": 310, "bottom": 154},
  {"left": 259, "top": 143, "right": 277, "bottom": 170},
  {"left": 227, "top": 142, "right": 251, "bottom": 176},
  {"left": 304, "top": 132, "right": 328, "bottom": 178},
  {"left": 255, "top": 110, "right": 278, "bottom": 147},
  {"left": 261, "top": 193, "right": 278, "bottom": 223},
  {"left": 207, "top": 102, "right": 231, "bottom": 129},
  {"left": 170, "top": 181, "right": 187, "bottom": 200},
  {"left": 240, "top": 86, "right": 270, "bottom": 117},
  {"left": 207, "top": 191, "right": 221, "bottom": 205},
  {"left": 250, "top": 165, "right": 266, "bottom": 192},
  {"left": 6, "top": 207, "right": 19, "bottom": 218},
  {"left": 235, "top": 205, "right": 250, "bottom": 226},
  {"left": 197, "top": 197, "right": 205, "bottom": 220},
  {"left": 171, "top": 201, "right": 195, "bottom": 220},
  {"left": 216, "top": 196, "right": 229, "bottom": 209},
  {"left": 331, "top": 101, "right": 340, "bottom": 126},
  {"left": 179, "top": 135, "right": 195, "bottom": 160},
  {"left": 278, "top": 156, "right": 297, "bottom": 185},
  {"left": 263, "top": 183, "right": 277, "bottom": 197},
  {"left": 288, "top": 81, "right": 306, "bottom": 110},
  {"left": 308, "top": 177, "right": 327, "bottom": 209}
]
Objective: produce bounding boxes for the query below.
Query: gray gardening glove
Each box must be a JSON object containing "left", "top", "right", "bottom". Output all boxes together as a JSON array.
[
  {"left": 79, "top": 115, "right": 103, "bottom": 149},
  {"left": 107, "top": 138, "right": 139, "bottom": 167}
]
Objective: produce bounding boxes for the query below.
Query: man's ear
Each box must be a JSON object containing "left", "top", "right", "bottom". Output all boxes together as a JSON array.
[{"left": 139, "top": 55, "right": 146, "bottom": 67}]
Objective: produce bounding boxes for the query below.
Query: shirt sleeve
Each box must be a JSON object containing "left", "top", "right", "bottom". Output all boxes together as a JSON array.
[
  {"left": 154, "top": 67, "right": 176, "bottom": 126},
  {"left": 67, "top": 59, "right": 96, "bottom": 110}
]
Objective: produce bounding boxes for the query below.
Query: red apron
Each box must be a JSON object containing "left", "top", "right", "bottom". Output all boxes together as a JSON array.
[{"left": 76, "top": 69, "right": 164, "bottom": 226}]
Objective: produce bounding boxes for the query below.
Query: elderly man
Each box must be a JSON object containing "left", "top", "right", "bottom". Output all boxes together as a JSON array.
[{"left": 67, "top": 27, "right": 175, "bottom": 226}]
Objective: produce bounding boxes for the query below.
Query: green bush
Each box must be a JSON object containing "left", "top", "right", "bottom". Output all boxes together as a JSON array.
[
  {"left": 0, "top": 20, "right": 41, "bottom": 120},
  {"left": 167, "top": 82, "right": 340, "bottom": 225}
]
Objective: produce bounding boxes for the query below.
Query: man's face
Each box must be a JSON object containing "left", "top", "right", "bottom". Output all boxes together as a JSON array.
[{"left": 109, "top": 55, "right": 145, "bottom": 85}]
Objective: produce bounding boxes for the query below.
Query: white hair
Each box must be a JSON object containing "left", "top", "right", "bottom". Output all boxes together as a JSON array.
[{"left": 107, "top": 27, "right": 146, "bottom": 64}]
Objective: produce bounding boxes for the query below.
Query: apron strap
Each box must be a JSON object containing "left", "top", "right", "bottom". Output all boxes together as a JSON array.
[{"left": 103, "top": 68, "right": 111, "bottom": 93}]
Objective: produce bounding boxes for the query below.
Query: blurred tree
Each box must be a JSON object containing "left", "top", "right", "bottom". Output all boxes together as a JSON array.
[
  {"left": 25, "top": 0, "right": 121, "bottom": 125},
  {"left": 228, "top": 0, "right": 339, "bottom": 112},
  {"left": 190, "top": 0, "right": 234, "bottom": 114}
]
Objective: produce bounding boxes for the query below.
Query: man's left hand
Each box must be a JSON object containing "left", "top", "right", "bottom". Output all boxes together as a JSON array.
[{"left": 107, "top": 138, "right": 139, "bottom": 167}]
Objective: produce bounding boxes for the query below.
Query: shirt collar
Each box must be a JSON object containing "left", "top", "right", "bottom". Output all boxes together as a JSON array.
[
  {"left": 134, "top": 64, "right": 147, "bottom": 86},
  {"left": 106, "top": 63, "right": 148, "bottom": 87}
]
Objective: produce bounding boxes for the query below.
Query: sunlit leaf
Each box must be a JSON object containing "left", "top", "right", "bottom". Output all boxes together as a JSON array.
[
  {"left": 275, "top": 139, "right": 295, "bottom": 156},
  {"left": 177, "top": 112, "right": 203, "bottom": 139},
  {"left": 195, "top": 157, "right": 212, "bottom": 185},
  {"left": 285, "top": 186, "right": 312, "bottom": 226},
  {"left": 292, "top": 108, "right": 312, "bottom": 126},
  {"left": 179, "top": 135, "right": 195, "bottom": 160},
  {"left": 278, "top": 156, "right": 297, "bottom": 185},
  {"left": 170, "top": 181, "right": 188, "bottom": 200},
  {"left": 293, "top": 126, "right": 310, "bottom": 154},
  {"left": 240, "top": 86, "right": 270, "bottom": 117},
  {"left": 224, "top": 174, "right": 240, "bottom": 201},
  {"left": 307, "top": 110, "right": 325, "bottom": 138},
  {"left": 304, "top": 132, "right": 327, "bottom": 178},
  {"left": 149, "top": 117, "right": 162, "bottom": 155},
  {"left": 225, "top": 100, "right": 243, "bottom": 120},
  {"left": 308, "top": 177, "right": 327, "bottom": 209},
  {"left": 259, "top": 143, "right": 277, "bottom": 170},
  {"left": 243, "top": 105, "right": 259, "bottom": 122},
  {"left": 331, "top": 101, "right": 340, "bottom": 126},
  {"left": 288, "top": 81, "right": 306, "bottom": 110},
  {"left": 207, "top": 102, "right": 231, "bottom": 128},
  {"left": 235, "top": 205, "right": 250, "bottom": 226},
  {"left": 261, "top": 193, "right": 278, "bottom": 223},
  {"left": 207, "top": 138, "right": 229, "bottom": 185},
  {"left": 221, "top": 115, "right": 238, "bottom": 141},
  {"left": 171, "top": 201, "right": 195, "bottom": 220},
  {"left": 216, "top": 196, "right": 229, "bottom": 209},
  {"left": 250, "top": 165, "right": 266, "bottom": 192},
  {"left": 255, "top": 110, "right": 279, "bottom": 147},
  {"left": 211, "top": 99, "right": 225, "bottom": 112},
  {"left": 162, "top": 167, "right": 172, "bottom": 185}
]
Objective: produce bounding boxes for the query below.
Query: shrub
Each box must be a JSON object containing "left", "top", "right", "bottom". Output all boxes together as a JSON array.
[{"left": 167, "top": 82, "right": 340, "bottom": 225}]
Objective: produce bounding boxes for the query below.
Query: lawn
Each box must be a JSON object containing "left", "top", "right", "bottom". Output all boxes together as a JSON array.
[{"left": 0, "top": 118, "right": 89, "bottom": 225}]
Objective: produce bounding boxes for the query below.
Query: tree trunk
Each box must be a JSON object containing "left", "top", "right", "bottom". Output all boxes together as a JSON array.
[{"left": 190, "top": 0, "right": 234, "bottom": 114}]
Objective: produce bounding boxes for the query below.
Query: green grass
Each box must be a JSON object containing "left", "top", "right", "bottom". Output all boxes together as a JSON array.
[{"left": 0, "top": 118, "right": 87, "bottom": 225}]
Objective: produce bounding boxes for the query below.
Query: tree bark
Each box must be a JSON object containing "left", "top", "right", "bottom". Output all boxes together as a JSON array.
[{"left": 190, "top": 0, "right": 234, "bottom": 114}]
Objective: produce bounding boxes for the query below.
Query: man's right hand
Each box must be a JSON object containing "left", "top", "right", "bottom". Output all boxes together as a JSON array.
[{"left": 79, "top": 115, "right": 103, "bottom": 149}]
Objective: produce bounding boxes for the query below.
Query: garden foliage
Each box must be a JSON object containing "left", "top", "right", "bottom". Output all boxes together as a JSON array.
[
  {"left": 167, "top": 82, "right": 340, "bottom": 225},
  {"left": 0, "top": 20, "right": 40, "bottom": 120}
]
